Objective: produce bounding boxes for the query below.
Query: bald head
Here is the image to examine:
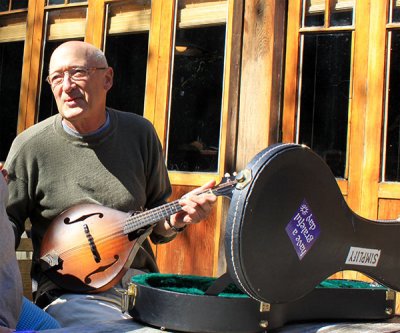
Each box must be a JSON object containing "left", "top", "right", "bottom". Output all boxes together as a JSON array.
[
  {"left": 47, "top": 40, "right": 114, "bottom": 134},
  {"left": 49, "top": 41, "right": 108, "bottom": 73}
]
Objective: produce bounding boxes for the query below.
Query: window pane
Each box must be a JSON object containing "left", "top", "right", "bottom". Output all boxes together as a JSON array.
[
  {"left": 330, "top": 0, "right": 353, "bottom": 26},
  {"left": 38, "top": 39, "right": 83, "bottom": 122},
  {"left": 47, "top": 0, "right": 87, "bottom": 6},
  {"left": 104, "top": 33, "right": 148, "bottom": 116},
  {"left": 385, "top": 31, "right": 400, "bottom": 181},
  {"left": 47, "top": 8, "right": 86, "bottom": 41},
  {"left": 167, "top": 26, "right": 226, "bottom": 172},
  {"left": 11, "top": 0, "right": 28, "bottom": 10},
  {"left": 303, "top": 0, "right": 324, "bottom": 27},
  {"left": 0, "top": 13, "right": 27, "bottom": 42},
  {"left": 299, "top": 33, "right": 352, "bottom": 178},
  {"left": 38, "top": 7, "right": 86, "bottom": 121},
  {"left": 392, "top": 0, "right": 400, "bottom": 23},
  {"left": 0, "top": 0, "right": 8, "bottom": 12},
  {"left": 48, "top": 0, "right": 65, "bottom": 5},
  {"left": 0, "top": 41, "right": 24, "bottom": 161}
]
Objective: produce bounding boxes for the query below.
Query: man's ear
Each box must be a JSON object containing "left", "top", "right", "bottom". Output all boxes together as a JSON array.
[{"left": 104, "top": 67, "right": 114, "bottom": 91}]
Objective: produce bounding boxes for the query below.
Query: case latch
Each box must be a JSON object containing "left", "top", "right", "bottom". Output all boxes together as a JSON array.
[
  {"left": 235, "top": 169, "right": 252, "bottom": 189},
  {"left": 259, "top": 301, "right": 270, "bottom": 329},
  {"left": 117, "top": 283, "right": 137, "bottom": 313}
]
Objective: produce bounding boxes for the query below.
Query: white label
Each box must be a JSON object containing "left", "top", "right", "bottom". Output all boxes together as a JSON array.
[{"left": 345, "top": 246, "right": 381, "bottom": 267}]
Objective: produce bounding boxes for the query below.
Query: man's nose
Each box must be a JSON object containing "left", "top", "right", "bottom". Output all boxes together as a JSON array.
[{"left": 61, "top": 73, "right": 75, "bottom": 91}]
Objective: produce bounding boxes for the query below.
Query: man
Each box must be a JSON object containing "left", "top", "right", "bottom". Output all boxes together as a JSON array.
[{"left": 4, "top": 41, "right": 217, "bottom": 327}]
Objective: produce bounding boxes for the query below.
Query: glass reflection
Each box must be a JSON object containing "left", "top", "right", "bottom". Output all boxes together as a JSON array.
[
  {"left": 11, "top": 0, "right": 28, "bottom": 10},
  {"left": 0, "top": 0, "right": 8, "bottom": 12},
  {"left": 299, "top": 33, "right": 352, "bottom": 178},
  {"left": 167, "top": 26, "right": 226, "bottom": 172},
  {"left": 104, "top": 34, "right": 148, "bottom": 116},
  {"left": 385, "top": 31, "right": 400, "bottom": 181},
  {"left": 303, "top": 0, "right": 324, "bottom": 27},
  {"left": 0, "top": 41, "right": 24, "bottom": 161},
  {"left": 392, "top": 0, "right": 400, "bottom": 23},
  {"left": 330, "top": 0, "right": 353, "bottom": 26}
]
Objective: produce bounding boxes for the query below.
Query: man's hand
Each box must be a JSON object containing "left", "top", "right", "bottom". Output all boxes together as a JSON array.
[
  {"left": 0, "top": 163, "right": 8, "bottom": 183},
  {"left": 169, "top": 180, "right": 217, "bottom": 229},
  {"left": 0, "top": 164, "right": 9, "bottom": 204},
  {"left": 154, "top": 180, "right": 218, "bottom": 236}
]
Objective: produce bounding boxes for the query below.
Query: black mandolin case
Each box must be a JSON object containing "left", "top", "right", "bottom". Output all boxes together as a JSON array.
[{"left": 126, "top": 143, "right": 399, "bottom": 332}]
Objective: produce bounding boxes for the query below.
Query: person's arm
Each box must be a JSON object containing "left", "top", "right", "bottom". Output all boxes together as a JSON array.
[{"left": 0, "top": 167, "right": 23, "bottom": 330}]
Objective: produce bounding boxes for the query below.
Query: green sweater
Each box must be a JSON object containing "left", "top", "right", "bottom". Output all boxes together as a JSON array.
[{"left": 5, "top": 108, "right": 172, "bottom": 292}]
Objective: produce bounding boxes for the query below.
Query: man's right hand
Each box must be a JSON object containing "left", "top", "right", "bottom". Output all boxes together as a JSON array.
[
  {"left": 0, "top": 164, "right": 9, "bottom": 205},
  {"left": 0, "top": 163, "right": 8, "bottom": 183}
]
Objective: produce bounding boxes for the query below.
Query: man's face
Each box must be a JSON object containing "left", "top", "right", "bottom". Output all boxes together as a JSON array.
[{"left": 48, "top": 44, "right": 112, "bottom": 127}]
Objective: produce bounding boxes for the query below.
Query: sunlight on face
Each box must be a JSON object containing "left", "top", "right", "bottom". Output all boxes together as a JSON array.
[{"left": 49, "top": 41, "right": 113, "bottom": 133}]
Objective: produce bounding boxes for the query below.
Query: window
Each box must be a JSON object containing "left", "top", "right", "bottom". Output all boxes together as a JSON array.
[
  {"left": 167, "top": 26, "right": 226, "bottom": 172},
  {"left": 288, "top": 0, "right": 354, "bottom": 178},
  {"left": 299, "top": 33, "right": 351, "bottom": 177},
  {"left": 383, "top": 1, "right": 400, "bottom": 181},
  {"left": 304, "top": 0, "right": 354, "bottom": 27},
  {"left": 166, "top": 0, "right": 227, "bottom": 173},
  {"left": 104, "top": 1, "right": 151, "bottom": 115},
  {"left": 0, "top": 41, "right": 24, "bottom": 161},
  {"left": 37, "top": 6, "right": 87, "bottom": 122},
  {"left": 0, "top": 11, "right": 26, "bottom": 160},
  {"left": 0, "top": 0, "right": 28, "bottom": 12},
  {"left": 384, "top": 31, "right": 400, "bottom": 181},
  {"left": 47, "top": 0, "right": 86, "bottom": 5}
]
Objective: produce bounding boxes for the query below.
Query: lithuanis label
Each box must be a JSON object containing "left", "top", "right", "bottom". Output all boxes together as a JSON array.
[{"left": 345, "top": 246, "right": 381, "bottom": 267}]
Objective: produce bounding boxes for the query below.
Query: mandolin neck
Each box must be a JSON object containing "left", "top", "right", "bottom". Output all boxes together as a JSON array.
[
  {"left": 122, "top": 178, "right": 237, "bottom": 235},
  {"left": 123, "top": 200, "right": 183, "bottom": 234}
]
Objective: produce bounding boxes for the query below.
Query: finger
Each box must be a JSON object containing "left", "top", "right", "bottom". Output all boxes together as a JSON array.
[
  {"left": 186, "top": 180, "right": 216, "bottom": 196},
  {"left": 1, "top": 168, "right": 8, "bottom": 183},
  {"left": 179, "top": 197, "right": 214, "bottom": 224}
]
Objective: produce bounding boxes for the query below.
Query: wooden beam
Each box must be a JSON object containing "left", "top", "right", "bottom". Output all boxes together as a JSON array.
[
  {"left": 143, "top": 0, "right": 176, "bottom": 147},
  {"left": 18, "top": 0, "right": 45, "bottom": 132},
  {"left": 236, "top": 0, "right": 287, "bottom": 170}
]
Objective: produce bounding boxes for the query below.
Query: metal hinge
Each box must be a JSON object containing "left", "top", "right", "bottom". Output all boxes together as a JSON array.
[{"left": 117, "top": 283, "right": 137, "bottom": 314}]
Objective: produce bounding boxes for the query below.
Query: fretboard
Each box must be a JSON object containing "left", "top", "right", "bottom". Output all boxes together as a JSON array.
[{"left": 123, "top": 200, "right": 182, "bottom": 234}]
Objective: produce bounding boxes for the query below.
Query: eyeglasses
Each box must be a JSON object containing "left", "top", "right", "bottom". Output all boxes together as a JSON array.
[{"left": 46, "top": 67, "right": 108, "bottom": 87}]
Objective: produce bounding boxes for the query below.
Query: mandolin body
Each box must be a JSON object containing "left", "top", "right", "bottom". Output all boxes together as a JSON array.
[{"left": 40, "top": 204, "right": 150, "bottom": 293}]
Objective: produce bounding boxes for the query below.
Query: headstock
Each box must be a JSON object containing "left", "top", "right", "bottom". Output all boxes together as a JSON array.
[{"left": 211, "top": 173, "right": 238, "bottom": 199}]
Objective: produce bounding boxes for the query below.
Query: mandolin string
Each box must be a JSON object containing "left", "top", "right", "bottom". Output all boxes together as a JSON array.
[{"left": 53, "top": 181, "right": 234, "bottom": 260}]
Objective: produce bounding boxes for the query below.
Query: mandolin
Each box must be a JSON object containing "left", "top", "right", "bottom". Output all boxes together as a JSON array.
[{"left": 40, "top": 175, "right": 236, "bottom": 293}]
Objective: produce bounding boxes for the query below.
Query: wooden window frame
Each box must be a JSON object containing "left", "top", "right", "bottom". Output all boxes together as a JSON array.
[{"left": 283, "top": 1, "right": 388, "bottom": 219}]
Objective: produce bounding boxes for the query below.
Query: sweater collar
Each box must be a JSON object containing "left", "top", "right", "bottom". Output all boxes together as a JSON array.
[
  {"left": 54, "top": 108, "right": 117, "bottom": 146},
  {"left": 61, "top": 111, "right": 111, "bottom": 138}
]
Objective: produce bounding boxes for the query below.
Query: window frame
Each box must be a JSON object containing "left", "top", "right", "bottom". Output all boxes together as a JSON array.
[{"left": 283, "top": 0, "right": 389, "bottom": 220}]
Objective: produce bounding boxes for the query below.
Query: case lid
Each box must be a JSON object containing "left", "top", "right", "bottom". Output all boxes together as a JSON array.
[{"left": 225, "top": 143, "right": 355, "bottom": 304}]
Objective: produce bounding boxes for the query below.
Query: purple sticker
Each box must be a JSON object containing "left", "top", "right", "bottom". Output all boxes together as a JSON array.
[{"left": 285, "top": 199, "right": 320, "bottom": 260}]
